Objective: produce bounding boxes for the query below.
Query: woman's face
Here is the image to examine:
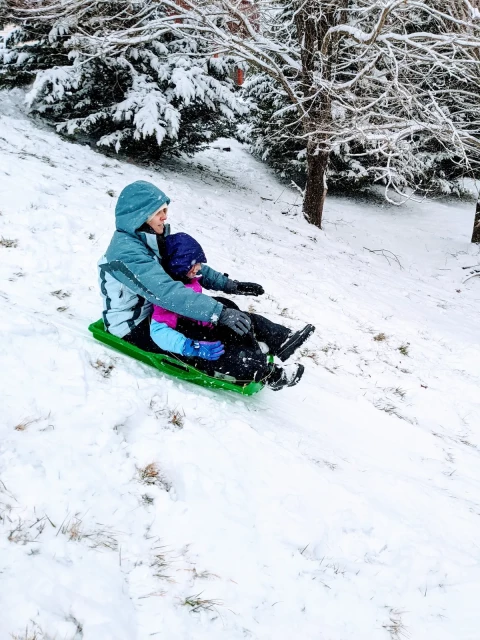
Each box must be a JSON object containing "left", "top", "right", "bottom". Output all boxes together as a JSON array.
[
  {"left": 186, "top": 263, "right": 202, "bottom": 279},
  {"left": 147, "top": 204, "right": 168, "bottom": 234}
]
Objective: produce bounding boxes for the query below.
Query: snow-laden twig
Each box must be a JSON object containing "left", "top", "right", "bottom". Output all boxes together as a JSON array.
[
  {"left": 463, "top": 272, "right": 480, "bottom": 283},
  {"left": 363, "top": 247, "right": 404, "bottom": 270}
]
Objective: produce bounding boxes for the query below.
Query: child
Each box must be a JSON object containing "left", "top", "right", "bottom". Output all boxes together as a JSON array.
[{"left": 149, "top": 233, "right": 315, "bottom": 391}]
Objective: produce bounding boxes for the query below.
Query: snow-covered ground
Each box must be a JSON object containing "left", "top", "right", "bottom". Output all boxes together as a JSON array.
[{"left": 1, "top": 89, "right": 479, "bottom": 640}]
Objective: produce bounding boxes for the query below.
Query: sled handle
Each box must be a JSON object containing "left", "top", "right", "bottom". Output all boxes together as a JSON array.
[{"left": 152, "top": 355, "right": 198, "bottom": 377}]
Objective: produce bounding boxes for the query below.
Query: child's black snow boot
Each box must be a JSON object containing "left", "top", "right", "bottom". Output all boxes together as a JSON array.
[
  {"left": 267, "top": 364, "right": 305, "bottom": 391},
  {"left": 276, "top": 324, "right": 315, "bottom": 362}
]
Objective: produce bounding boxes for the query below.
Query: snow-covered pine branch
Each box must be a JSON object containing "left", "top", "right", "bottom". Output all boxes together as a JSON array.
[{"left": 0, "top": 0, "right": 247, "bottom": 156}]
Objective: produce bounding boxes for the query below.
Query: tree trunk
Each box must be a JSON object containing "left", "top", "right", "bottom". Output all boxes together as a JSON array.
[
  {"left": 303, "top": 143, "right": 329, "bottom": 228},
  {"left": 294, "top": 1, "right": 337, "bottom": 230},
  {"left": 472, "top": 199, "right": 480, "bottom": 243}
]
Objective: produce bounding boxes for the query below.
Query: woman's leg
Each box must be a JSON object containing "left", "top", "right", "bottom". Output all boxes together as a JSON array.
[
  {"left": 248, "top": 313, "right": 291, "bottom": 355},
  {"left": 121, "top": 310, "right": 304, "bottom": 388},
  {"left": 212, "top": 296, "right": 240, "bottom": 310},
  {"left": 213, "top": 295, "right": 291, "bottom": 353},
  {"left": 122, "top": 317, "right": 164, "bottom": 353},
  {"left": 177, "top": 305, "right": 270, "bottom": 381},
  {"left": 213, "top": 296, "right": 313, "bottom": 359},
  {"left": 183, "top": 343, "right": 271, "bottom": 383}
]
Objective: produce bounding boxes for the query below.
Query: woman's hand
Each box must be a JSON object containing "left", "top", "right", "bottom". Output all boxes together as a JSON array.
[{"left": 218, "top": 308, "right": 252, "bottom": 335}]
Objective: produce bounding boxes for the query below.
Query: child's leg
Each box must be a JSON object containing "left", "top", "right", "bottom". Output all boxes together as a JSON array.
[
  {"left": 182, "top": 343, "right": 271, "bottom": 383},
  {"left": 123, "top": 317, "right": 164, "bottom": 353},
  {"left": 176, "top": 317, "right": 216, "bottom": 341}
]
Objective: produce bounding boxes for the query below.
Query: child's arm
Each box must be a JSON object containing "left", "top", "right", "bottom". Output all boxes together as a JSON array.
[
  {"left": 150, "top": 319, "right": 187, "bottom": 354},
  {"left": 150, "top": 320, "right": 225, "bottom": 360},
  {"left": 199, "top": 264, "right": 230, "bottom": 291},
  {"left": 200, "top": 265, "right": 264, "bottom": 296}
]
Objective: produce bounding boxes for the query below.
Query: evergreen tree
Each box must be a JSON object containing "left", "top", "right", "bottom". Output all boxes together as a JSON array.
[
  {"left": 243, "top": 0, "right": 479, "bottom": 199},
  {"left": 0, "top": 0, "right": 246, "bottom": 157},
  {"left": 242, "top": 73, "right": 305, "bottom": 186},
  {"left": 166, "top": 0, "right": 480, "bottom": 227},
  {"left": 242, "top": 72, "right": 373, "bottom": 193}
]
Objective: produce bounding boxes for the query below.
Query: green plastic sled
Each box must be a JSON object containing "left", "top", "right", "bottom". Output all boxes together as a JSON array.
[{"left": 88, "top": 319, "right": 264, "bottom": 396}]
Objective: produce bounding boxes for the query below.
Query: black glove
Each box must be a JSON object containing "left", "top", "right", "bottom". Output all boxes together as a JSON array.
[
  {"left": 236, "top": 281, "right": 264, "bottom": 296},
  {"left": 218, "top": 307, "right": 252, "bottom": 335},
  {"left": 224, "top": 280, "right": 265, "bottom": 296}
]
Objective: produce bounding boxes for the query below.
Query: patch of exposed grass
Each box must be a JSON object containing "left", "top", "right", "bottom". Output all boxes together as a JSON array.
[
  {"left": 320, "top": 342, "right": 339, "bottom": 354},
  {"left": 183, "top": 592, "right": 223, "bottom": 613},
  {"left": 150, "top": 547, "right": 173, "bottom": 580},
  {"left": 11, "top": 618, "right": 68, "bottom": 639},
  {"left": 66, "top": 615, "right": 83, "bottom": 637},
  {"left": 0, "top": 237, "right": 18, "bottom": 248},
  {"left": 91, "top": 358, "right": 115, "bottom": 378},
  {"left": 14, "top": 416, "right": 41, "bottom": 431},
  {"left": 10, "top": 625, "right": 44, "bottom": 640},
  {"left": 192, "top": 567, "right": 220, "bottom": 580},
  {"left": 310, "top": 457, "right": 338, "bottom": 471},
  {"left": 8, "top": 514, "right": 51, "bottom": 545},
  {"left": 398, "top": 343, "right": 410, "bottom": 357},
  {"left": 299, "top": 348, "right": 319, "bottom": 364},
  {"left": 41, "top": 155, "right": 56, "bottom": 167},
  {"left": 374, "top": 401, "right": 414, "bottom": 424},
  {"left": 64, "top": 517, "right": 83, "bottom": 541},
  {"left": 323, "top": 365, "right": 338, "bottom": 375},
  {"left": 50, "top": 289, "right": 71, "bottom": 300},
  {"left": 458, "top": 437, "right": 479, "bottom": 450},
  {"left": 385, "top": 387, "right": 407, "bottom": 400},
  {"left": 139, "top": 462, "right": 160, "bottom": 484},
  {"left": 382, "top": 608, "right": 409, "bottom": 639},
  {"left": 149, "top": 396, "right": 185, "bottom": 429},
  {"left": 8, "top": 521, "right": 34, "bottom": 545},
  {"left": 61, "top": 516, "right": 118, "bottom": 550},
  {"left": 321, "top": 459, "right": 338, "bottom": 471},
  {"left": 8, "top": 270, "right": 25, "bottom": 282},
  {"left": 138, "top": 462, "right": 172, "bottom": 491},
  {"left": 168, "top": 408, "right": 185, "bottom": 429},
  {"left": 374, "top": 332, "right": 387, "bottom": 342},
  {"left": 375, "top": 401, "right": 396, "bottom": 415}
]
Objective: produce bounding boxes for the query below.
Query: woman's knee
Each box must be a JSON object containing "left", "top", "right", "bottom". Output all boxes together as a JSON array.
[{"left": 213, "top": 296, "right": 240, "bottom": 310}]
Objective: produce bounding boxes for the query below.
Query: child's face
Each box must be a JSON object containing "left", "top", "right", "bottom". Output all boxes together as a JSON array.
[{"left": 186, "top": 263, "right": 202, "bottom": 279}]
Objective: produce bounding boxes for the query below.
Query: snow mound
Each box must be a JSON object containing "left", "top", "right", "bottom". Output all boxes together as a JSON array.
[{"left": 1, "top": 89, "right": 480, "bottom": 640}]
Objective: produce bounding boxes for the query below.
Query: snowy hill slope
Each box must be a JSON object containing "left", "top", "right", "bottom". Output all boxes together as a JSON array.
[{"left": 1, "top": 89, "right": 480, "bottom": 640}]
